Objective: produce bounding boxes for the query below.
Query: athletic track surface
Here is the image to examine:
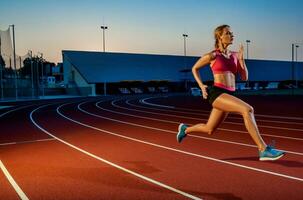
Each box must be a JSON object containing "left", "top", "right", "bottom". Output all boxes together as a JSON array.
[{"left": 0, "top": 94, "right": 302, "bottom": 200}]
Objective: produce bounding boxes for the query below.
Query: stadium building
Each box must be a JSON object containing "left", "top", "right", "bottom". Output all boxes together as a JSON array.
[{"left": 62, "top": 50, "right": 303, "bottom": 96}]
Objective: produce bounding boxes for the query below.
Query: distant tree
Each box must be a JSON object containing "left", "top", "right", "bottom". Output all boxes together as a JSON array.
[
  {"left": 19, "top": 57, "right": 31, "bottom": 77},
  {"left": 19, "top": 57, "right": 56, "bottom": 78}
]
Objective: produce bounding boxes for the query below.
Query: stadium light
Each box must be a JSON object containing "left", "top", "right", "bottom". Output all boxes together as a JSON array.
[
  {"left": 0, "top": 35, "right": 3, "bottom": 100},
  {"left": 295, "top": 45, "right": 300, "bottom": 89},
  {"left": 28, "top": 50, "right": 34, "bottom": 98},
  {"left": 9, "top": 24, "right": 18, "bottom": 99},
  {"left": 295, "top": 45, "right": 299, "bottom": 62},
  {"left": 101, "top": 25, "right": 108, "bottom": 96},
  {"left": 38, "top": 52, "right": 44, "bottom": 98},
  {"left": 246, "top": 40, "right": 251, "bottom": 59},
  {"left": 182, "top": 34, "right": 189, "bottom": 90},
  {"left": 182, "top": 34, "right": 188, "bottom": 57},
  {"left": 101, "top": 25, "right": 108, "bottom": 52},
  {"left": 291, "top": 43, "right": 303, "bottom": 92}
]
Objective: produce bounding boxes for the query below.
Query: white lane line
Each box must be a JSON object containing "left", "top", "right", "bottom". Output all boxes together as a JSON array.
[
  {"left": 140, "top": 97, "right": 175, "bottom": 109},
  {"left": 140, "top": 96, "right": 303, "bottom": 121},
  {"left": 0, "top": 106, "right": 13, "bottom": 109},
  {"left": 138, "top": 97, "right": 303, "bottom": 127},
  {"left": 63, "top": 101, "right": 303, "bottom": 182},
  {"left": 139, "top": 97, "right": 303, "bottom": 125},
  {"left": 125, "top": 99, "right": 303, "bottom": 132},
  {"left": 253, "top": 113, "right": 303, "bottom": 121},
  {"left": 0, "top": 138, "right": 55, "bottom": 146},
  {"left": 93, "top": 100, "right": 303, "bottom": 156},
  {"left": 0, "top": 160, "right": 29, "bottom": 200},
  {"left": 0, "top": 104, "right": 34, "bottom": 118},
  {"left": 111, "top": 99, "right": 303, "bottom": 141},
  {"left": 0, "top": 98, "right": 86, "bottom": 119},
  {"left": 102, "top": 100, "right": 179, "bottom": 124},
  {"left": 29, "top": 103, "right": 202, "bottom": 200}
]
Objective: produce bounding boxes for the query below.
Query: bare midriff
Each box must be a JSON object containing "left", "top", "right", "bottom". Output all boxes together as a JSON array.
[{"left": 213, "top": 72, "right": 236, "bottom": 91}]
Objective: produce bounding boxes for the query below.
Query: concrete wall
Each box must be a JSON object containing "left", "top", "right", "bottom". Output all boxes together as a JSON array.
[{"left": 63, "top": 60, "right": 95, "bottom": 96}]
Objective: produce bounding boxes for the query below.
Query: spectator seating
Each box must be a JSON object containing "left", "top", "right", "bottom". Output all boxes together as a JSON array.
[
  {"left": 130, "top": 87, "right": 143, "bottom": 94},
  {"left": 253, "top": 82, "right": 260, "bottom": 90},
  {"left": 236, "top": 83, "right": 250, "bottom": 90},
  {"left": 265, "top": 82, "right": 279, "bottom": 89},
  {"left": 118, "top": 88, "right": 131, "bottom": 94},
  {"left": 158, "top": 86, "right": 168, "bottom": 93},
  {"left": 147, "top": 87, "right": 156, "bottom": 93},
  {"left": 190, "top": 87, "right": 202, "bottom": 96}
]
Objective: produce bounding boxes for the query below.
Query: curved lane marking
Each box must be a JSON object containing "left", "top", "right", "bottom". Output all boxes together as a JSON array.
[
  {"left": 29, "top": 102, "right": 202, "bottom": 200},
  {"left": 0, "top": 160, "right": 29, "bottom": 200},
  {"left": 72, "top": 100, "right": 303, "bottom": 182}
]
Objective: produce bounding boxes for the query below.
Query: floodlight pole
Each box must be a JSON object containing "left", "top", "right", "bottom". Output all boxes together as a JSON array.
[
  {"left": 0, "top": 35, "right": 3, "bottom": 100},
  {"left": 101, "top": 25, "right": 108, "bottom": 96},
  {"left": 38, "top": 52, "right": 44, "bottom": 98},
  {"left": 246, "top": 40, "right": 251, "bottom": 59},
  {"left": 183, "top": 33, "right": 188, "bottom": 91},
  {"left": 101, "top": 26, "right": 108, "bottom": 52},
  {"left": 9, "top": 24, "right": 18, "bottom": 99},
  {"left": 28, "top": 50, "right": 34, "bottom": 98},
  {"left": 295, "top": 45, "right": 299, "bottom": 89}
]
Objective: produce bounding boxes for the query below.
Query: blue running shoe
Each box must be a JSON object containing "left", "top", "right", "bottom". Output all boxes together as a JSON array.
[
  {"left": 259, "top": 146, "right": 285, "bottom": 161},
  {"left": 177, "top": 123, "right": 188, "bottom": 143}
]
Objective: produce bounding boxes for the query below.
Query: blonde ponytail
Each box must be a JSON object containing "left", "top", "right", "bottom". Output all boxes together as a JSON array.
[{"left": 214, "top": 24, "right": 230, "bottom": 49}]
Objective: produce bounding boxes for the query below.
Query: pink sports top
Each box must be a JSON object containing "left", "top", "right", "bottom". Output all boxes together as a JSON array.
[{"left": 211, "top": 50, "right": 239, "bottom": 91}]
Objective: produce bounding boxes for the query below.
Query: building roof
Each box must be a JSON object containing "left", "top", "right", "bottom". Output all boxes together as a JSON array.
[
  {"left": 62, "top": 50, "right": 200, "bottom": 83},
  {"left": 62, "top": 50, "right": 303, "bottom": 83}
]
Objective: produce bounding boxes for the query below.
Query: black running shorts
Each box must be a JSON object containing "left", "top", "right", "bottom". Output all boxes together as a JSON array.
[{"left": 207, "top": 86, "right": 235, "bottom": 105}]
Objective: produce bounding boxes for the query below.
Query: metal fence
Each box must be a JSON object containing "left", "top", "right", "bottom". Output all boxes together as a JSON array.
[{"left": 0, "top": 77, "right": 66, "bottom": 100}]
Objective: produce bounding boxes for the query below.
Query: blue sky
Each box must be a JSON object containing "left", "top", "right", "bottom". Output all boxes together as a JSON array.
[{"left": 1, "top": 0, "right": 303, "bottom": 63}]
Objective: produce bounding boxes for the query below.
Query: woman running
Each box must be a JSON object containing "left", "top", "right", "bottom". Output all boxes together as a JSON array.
[{"left": 177, "top": 24, "right": 284, "bottom": 161}]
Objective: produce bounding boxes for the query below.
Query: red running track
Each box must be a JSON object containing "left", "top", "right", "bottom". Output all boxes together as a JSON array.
[{"left": 0, "top": 95, "right": 302, "bottom": 200}]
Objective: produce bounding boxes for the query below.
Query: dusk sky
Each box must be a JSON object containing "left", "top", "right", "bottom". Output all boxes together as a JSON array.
[{"left": 1, "top": 0, "right": 303, "bottom": 63}]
